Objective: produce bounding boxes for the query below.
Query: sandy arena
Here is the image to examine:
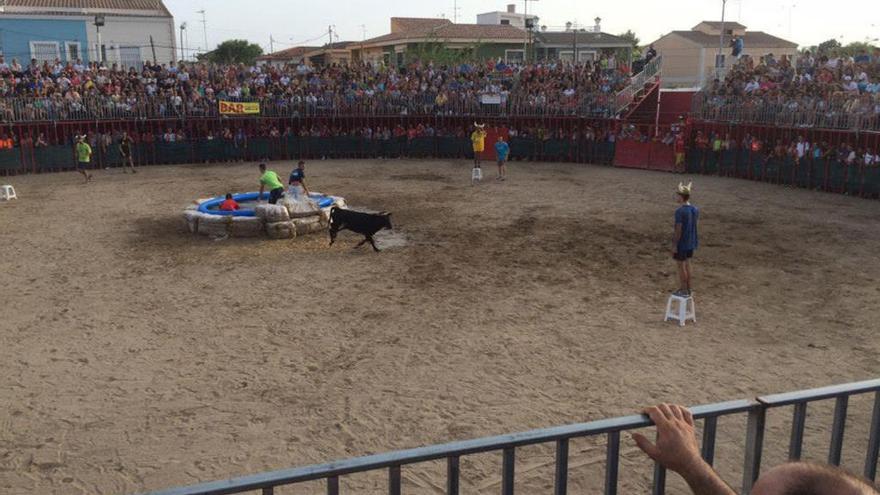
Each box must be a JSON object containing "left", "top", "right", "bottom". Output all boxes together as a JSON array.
[{"left": 1, "top": 159, "right": 879, "bottom": 494}]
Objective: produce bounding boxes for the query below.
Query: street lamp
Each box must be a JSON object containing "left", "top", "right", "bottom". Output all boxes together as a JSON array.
[
  {"left": 717, "top": 0, "right": 728, "bottom": 78},
  {"left": 94, "top": 15, "right": 105, "bottom": 64},
  {"left": 180, "top": 22, "right": 187, "bottom": 62}
]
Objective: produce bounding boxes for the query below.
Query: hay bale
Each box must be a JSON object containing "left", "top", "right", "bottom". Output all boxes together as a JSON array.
[
  {"left": 293, "top": 216, "right": 326, "bottom": 235},
  {"left": 266, "top": 220, "right": 296, "bottom": 240},
  {"left": 230, "top": 216, "right": 265, "bottom": 238},
  {"left": 197, "top": 214, "right": 232, "bottom": 237},
  {"left": 281, "top": 196, "right": 321, "bottom": 218},
  {"left": 254, "top": 204, "right": 290, "bottom": 223},
  {"left": 183, "top": 210, "right": 201, "bottom": 233}
]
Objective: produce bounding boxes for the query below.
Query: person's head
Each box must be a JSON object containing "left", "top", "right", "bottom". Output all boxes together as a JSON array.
[
  {"left": 752, "top": 462, "right": 879, "bottom": 495},
  {"left": 497, "top": 136, "right": 504, "bottom": 143},
  {"left": 676, "top": 181, "right": 692, "bottom": 204},
  {"left": 258, "top": 162, "right": 266, "bottom": 172},
  {"left": 297, "top": 160, "right": 305, "bottom": 170},
  {"left": 225, "top": 193, "right": 233, "bottom": 200}
]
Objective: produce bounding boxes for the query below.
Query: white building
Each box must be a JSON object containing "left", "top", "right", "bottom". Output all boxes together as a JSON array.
[
  {"left": 0, "top": 0, "right": 176, "bottom": 68},
  {"left": 477, "top": 4, "right": 538, "bottom": 29}
]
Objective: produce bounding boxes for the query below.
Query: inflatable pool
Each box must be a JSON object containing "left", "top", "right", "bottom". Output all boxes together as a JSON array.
[{"left": 198, "top": 191, "right": 336, "bottom": 217}]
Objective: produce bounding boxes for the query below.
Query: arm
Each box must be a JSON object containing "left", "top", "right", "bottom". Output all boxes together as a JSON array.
[
  {"left": 259, "top": 183, "right": 265, "bottom": 200},
  {"left": 633, "top": 405, "right": 737, "bottom": 495}
]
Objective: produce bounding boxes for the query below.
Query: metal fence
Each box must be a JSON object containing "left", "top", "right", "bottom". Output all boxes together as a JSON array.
[
  {"left": 142, "top": 378, "right": 880, "bottom": 495},
  {"left": 0, "top": 91, "right": 621, "bottom": 123},
  {"left": 692, "top": 93, "right": 880, "bottom": 132}
]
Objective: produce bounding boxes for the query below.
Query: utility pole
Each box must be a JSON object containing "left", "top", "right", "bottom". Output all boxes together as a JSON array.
[
  {"left": 150, "top": 35, "right": 157, "bottom": 64},
  {"left": 718, "top": 0, "right": 727, "bottom": 78},
  {"left": 270, "top": 35, "right": 274, "bottom": 54},
  {"left": 453, "top": 0, "right": 460, "bottom": 23},
  {"left": 180, "top": 22, "right": 187, "bottom": 61},
  {"left": 197, "top": 9, "right": 208, "bottom": 54},
  {"left": 328, "top": 25, "right": 333, "bottom": 47}
]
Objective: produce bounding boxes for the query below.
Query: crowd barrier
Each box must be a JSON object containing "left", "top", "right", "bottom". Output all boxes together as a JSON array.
[
  {"left": 0, "top": 135, "right": 616, "bottom": 175},
  {"left": 142, "top": 378, "right": 880, "bottom": 495},
  {"left": 613, "top": 139, "right": 676, "bottom": 172},
  {"left": 686, "top": 148, "right": 880, "bottom": 198}
]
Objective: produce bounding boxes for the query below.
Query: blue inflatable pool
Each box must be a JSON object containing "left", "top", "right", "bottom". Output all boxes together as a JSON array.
[{"left": 198, "top": 192, "right": 335, "bottom": 217}]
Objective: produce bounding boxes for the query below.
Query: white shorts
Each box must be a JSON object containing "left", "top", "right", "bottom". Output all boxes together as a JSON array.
[{"left": 288, "top": 184, "right": 305, "bottom": 201}]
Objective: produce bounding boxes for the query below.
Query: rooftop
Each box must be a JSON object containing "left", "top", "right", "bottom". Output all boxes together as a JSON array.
[{"left": 0, "top": 0, "right": 172, "bottom": 16}]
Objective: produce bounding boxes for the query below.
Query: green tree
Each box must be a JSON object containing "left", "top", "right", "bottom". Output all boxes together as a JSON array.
[
  {"left": 198, "top": 39, "right": 263, "bottom": 65},
  {"left": 816, "top": 38, "right": 841, "bottom": 54},
  {"left": 616, "top": 29, "right": 641, "bottom": 60}
]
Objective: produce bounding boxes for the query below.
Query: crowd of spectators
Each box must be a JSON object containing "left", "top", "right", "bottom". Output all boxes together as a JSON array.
[
  {"left": 698, "top": 48, "right": 880, "bottom": 130},
  {"left": 0, "top": 54, "right": 633, "bottom": 122},
  {"left": 691, "top": 130, "right": 878, "bottom": 166}
]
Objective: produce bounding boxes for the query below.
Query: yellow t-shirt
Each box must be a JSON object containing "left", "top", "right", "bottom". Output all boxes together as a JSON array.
[{"left": 471, "top": 130, "right": 487, "bottom": 152}]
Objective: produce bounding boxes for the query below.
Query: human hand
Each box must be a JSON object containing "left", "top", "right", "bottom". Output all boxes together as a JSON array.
[{"left": 632, "top": 404, "right": 704, "bottom": 476}]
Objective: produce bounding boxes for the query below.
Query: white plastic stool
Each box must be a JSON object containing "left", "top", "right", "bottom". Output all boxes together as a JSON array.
[
  {"left": 472, "top": 166, "right": 483, "bottom": 183},
  {"left": 0, "top": 185, "right": 16, "bottom": 201},
  {"left": 664, "top": 293, "right": 696, "bottom": 326}
]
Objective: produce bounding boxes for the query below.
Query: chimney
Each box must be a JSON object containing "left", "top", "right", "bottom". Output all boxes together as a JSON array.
[
  {"left": 507, "top": 4, "right": 516, "bottom": 13},
  {"left": 594, "top": 17, "right": 602, "bottom": 33}
]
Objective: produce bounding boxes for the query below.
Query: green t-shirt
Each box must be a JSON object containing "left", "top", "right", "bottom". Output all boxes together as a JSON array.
[
  {"left": 260, "top": 170, "right": 283, "bottom": 190},
  {"left": 76, "top": 142, "right": 92, "bottom": 163},
  {"left": 712, "top": 139, "right": 722, "bottom": 152}
]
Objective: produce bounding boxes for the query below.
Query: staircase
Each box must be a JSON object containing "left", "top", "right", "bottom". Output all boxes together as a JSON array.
[{"left": 614, "top": 56, "right": 662, "bottom": 121}]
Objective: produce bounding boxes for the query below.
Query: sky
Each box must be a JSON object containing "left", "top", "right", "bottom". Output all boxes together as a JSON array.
[{"left": 165, "top": 0, "right": 879, "bottom": 56}]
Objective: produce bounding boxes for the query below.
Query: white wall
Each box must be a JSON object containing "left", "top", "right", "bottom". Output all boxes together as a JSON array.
[{"left": 86, "top": 16, "right": 176, "bottom": 66}]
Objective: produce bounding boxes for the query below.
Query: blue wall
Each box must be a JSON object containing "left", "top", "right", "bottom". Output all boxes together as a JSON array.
[{"left": 0, "top": 18, "right": 89, "bottom": 63}]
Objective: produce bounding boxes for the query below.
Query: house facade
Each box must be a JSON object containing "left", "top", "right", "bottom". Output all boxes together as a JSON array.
[
  {"left": 351, "top": 17, "right": 528, "bottom": 66},
  {"left": 0, "top": 0, "right": 176, "bottom": 68},
  {"left": 651, "top": 21, "right": 798, "bottom": 88},
  {"left": 534, "top": 31, "right": 632, "bottom": 63}
]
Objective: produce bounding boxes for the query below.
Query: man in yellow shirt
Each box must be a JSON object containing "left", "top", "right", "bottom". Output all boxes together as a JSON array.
[
  {"left": 470, "top": 123, "right": 487, "bottom": 184},
  {"left": 258, "top": 162, "right": 285, "bottom": 204},
  {"left": 75, "top": 135, "right": 93, "bottom": 183}
]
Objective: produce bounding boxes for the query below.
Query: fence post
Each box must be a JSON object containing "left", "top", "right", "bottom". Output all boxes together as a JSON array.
[
  {"left": 742, "top": 407, "right": 766, "bottom": 495},
  {"left": 828, "top": 395, "right": 849, "bottom": 466},
  {"left": 554, "top": 438, "right": 569, "bottom": 495},
  {"left": 502, "top": 447, "right": 515, "bottom": 495},
  {"left": 866, "top": 391, "right": 880, "bottom": 482}
]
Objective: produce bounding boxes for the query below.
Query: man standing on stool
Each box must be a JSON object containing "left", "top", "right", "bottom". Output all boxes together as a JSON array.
[
  {"left": 673, "top": 182, "right": 699, "bottom": 297},
  {"left": 471, "top": 123, "right": 487, "bottom": 184}
]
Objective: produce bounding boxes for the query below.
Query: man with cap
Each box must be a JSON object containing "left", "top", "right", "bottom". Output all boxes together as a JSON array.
[{"left": 673, "top": 181, "right": 699, "bottom": 297}]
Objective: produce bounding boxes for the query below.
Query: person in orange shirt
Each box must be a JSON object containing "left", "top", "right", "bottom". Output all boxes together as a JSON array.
[{"left": 219, "top": 193, "right": 239, "bottom": 212}]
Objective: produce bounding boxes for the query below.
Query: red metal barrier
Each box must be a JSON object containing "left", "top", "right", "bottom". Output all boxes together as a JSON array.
[{"left": 614, "top": 140, "right": 676, "bottom": 171}]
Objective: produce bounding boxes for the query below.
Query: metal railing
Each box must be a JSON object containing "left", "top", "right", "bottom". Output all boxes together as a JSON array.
[
  {"left": 614, "top": 56, "right": 662, "bottom": 116},
  {"left": 0, "top": 91, "right": 621, "bottom": 123},
  {"left": 692, "top": 93, "right": 880, "bottom": 132},
  {"left": 143, "top": 378, "right": 880, "bottom": 495}
]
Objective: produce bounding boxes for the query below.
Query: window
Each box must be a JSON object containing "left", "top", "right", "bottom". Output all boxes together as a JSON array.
[
  {"left": 118, "top": 46, "right": 142, "bottom": 70},
  {"left": 30, "top": 41, "right": 60, "bottom": 64},
  {"left": 500, "top": 19, "right": 510, "bottom": 25},
  {"left": 65, "top": 42, "right": 80, "bottom": 62},
  {"left": 505, "top": 49, "right": 524, "bottom": 63},
  {"left": 0, "top": 30, "right": 4, "bottom": 56}
]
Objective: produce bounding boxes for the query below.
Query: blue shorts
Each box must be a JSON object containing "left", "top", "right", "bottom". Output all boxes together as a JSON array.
[
  {"left": 76, "top": 161, "right": 89, "bottom": 170},
  {"left": 673, "top": 250, "right": 694, "bottom": 261}
]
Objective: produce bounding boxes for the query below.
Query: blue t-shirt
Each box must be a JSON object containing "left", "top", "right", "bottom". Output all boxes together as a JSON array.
[
  {"left": 675, "top": 204, "right": 699, "bottom": 252},
  {"left": 289, "top": 168, "right": 304, "bottom": 184},
  {"left": 495, "top": 141, "right": 510, "bottom": 160}
]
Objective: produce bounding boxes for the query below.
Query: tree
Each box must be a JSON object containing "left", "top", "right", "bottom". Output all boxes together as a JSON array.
[
  {"left": 198, "top": 39, "right": 263, "bottom": 65},
  {"left": 816, "top": 38, "right": 841, "bottom": 54},
  {"left": 617, "top": 29, "right": 641, "bottom": 60}
]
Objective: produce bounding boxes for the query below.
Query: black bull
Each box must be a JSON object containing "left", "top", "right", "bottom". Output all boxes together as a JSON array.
[{"left": 328, "top": 207, "right": 393, "bottom": 252}]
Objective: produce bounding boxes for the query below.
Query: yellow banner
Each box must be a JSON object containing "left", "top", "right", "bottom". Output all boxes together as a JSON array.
[{"left": 219, "top": 101, "right": 260, "bottom": 115}]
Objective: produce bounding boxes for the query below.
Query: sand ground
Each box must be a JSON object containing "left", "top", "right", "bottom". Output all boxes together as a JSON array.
[{"left": 1, "top": 159, "right": 879, "bottom": 494}]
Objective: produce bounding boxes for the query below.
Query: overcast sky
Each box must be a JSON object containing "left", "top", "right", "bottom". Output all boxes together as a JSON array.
[{"left": 165, "top": 0, "right": 878, "bottom": 56}]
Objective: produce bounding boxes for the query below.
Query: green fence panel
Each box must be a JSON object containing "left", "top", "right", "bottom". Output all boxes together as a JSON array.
[
  {"left": 749, "top": 154, "right": 765, "bottom": 182},
  {"left": 734, "top": 150, "right": 750, "bottom": 178},
  {"left": 764, "top": 157, "right": 782, "bottom": 183},
  {"left": 133, "top": 142, "right": 155, "bottom": 166},
  {"left": 34, "top": 145, "right": 73, "bottom": 172},
  {"left": 102, "top": 145, "right": 123, "bottom": 167},
  {"left": 248, "top": 137, "right": 271, "bottom": 161},
  {"left": 686, "top": 150, "right": 702, "bottom": 174},
  {"left": 794, "top": 158, "right": 811, "bottom": 188},
  {"left": 862, "top": 166, "right": 880, "bottom": 197},
  {"left": 408, "top": 137, "right": 436, "bottom": 158},
  {"left": 705, "top": 151, "right": 720, "bottom": 175},
  {"left": 541, "top": 139, "right": 566, "bottom": 161},
  {"left": 332, "top": 136, "right": 361, "bottom": 158},
  {"left": 719, "top": 150, "right": 737, "bottom": 176},
  {"left": 845, "top": 164, "right": 863, "bottom": 195},
  {"left": 285, "top": 136, "right": 302, "bottom": 158},
  {"left": 0, "top": 148, "right": 22, "bottom": 173},
  {"left": 192, "top": 139, "right": 225, "bottom": 162},
  {"left": 827, "top": 162, "right": 847, "bottom": 192},
  {"left": 155, "top": 141, "right": 190, "bottom": 165},
  {"left": 778, "top": 157, "right": 795, "bottom": 186},
  {"left": 509, "top": 137, "right": 535, "bottom": 161},
  {"left": 810, "top": 159, "right": 827, "bottom": 190}
]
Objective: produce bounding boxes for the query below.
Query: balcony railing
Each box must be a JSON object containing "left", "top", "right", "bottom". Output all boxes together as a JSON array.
[
  {"left": 614, "top": 56, "right": 662, "bottom": 116},
  {"left": 141, "top": 378, "right": 880, "bottom": 495}
]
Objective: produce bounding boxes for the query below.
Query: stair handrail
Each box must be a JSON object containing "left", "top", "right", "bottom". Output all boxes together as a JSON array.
[{"left": 614, "top": 56, "right": 662, "bottom": 116}]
